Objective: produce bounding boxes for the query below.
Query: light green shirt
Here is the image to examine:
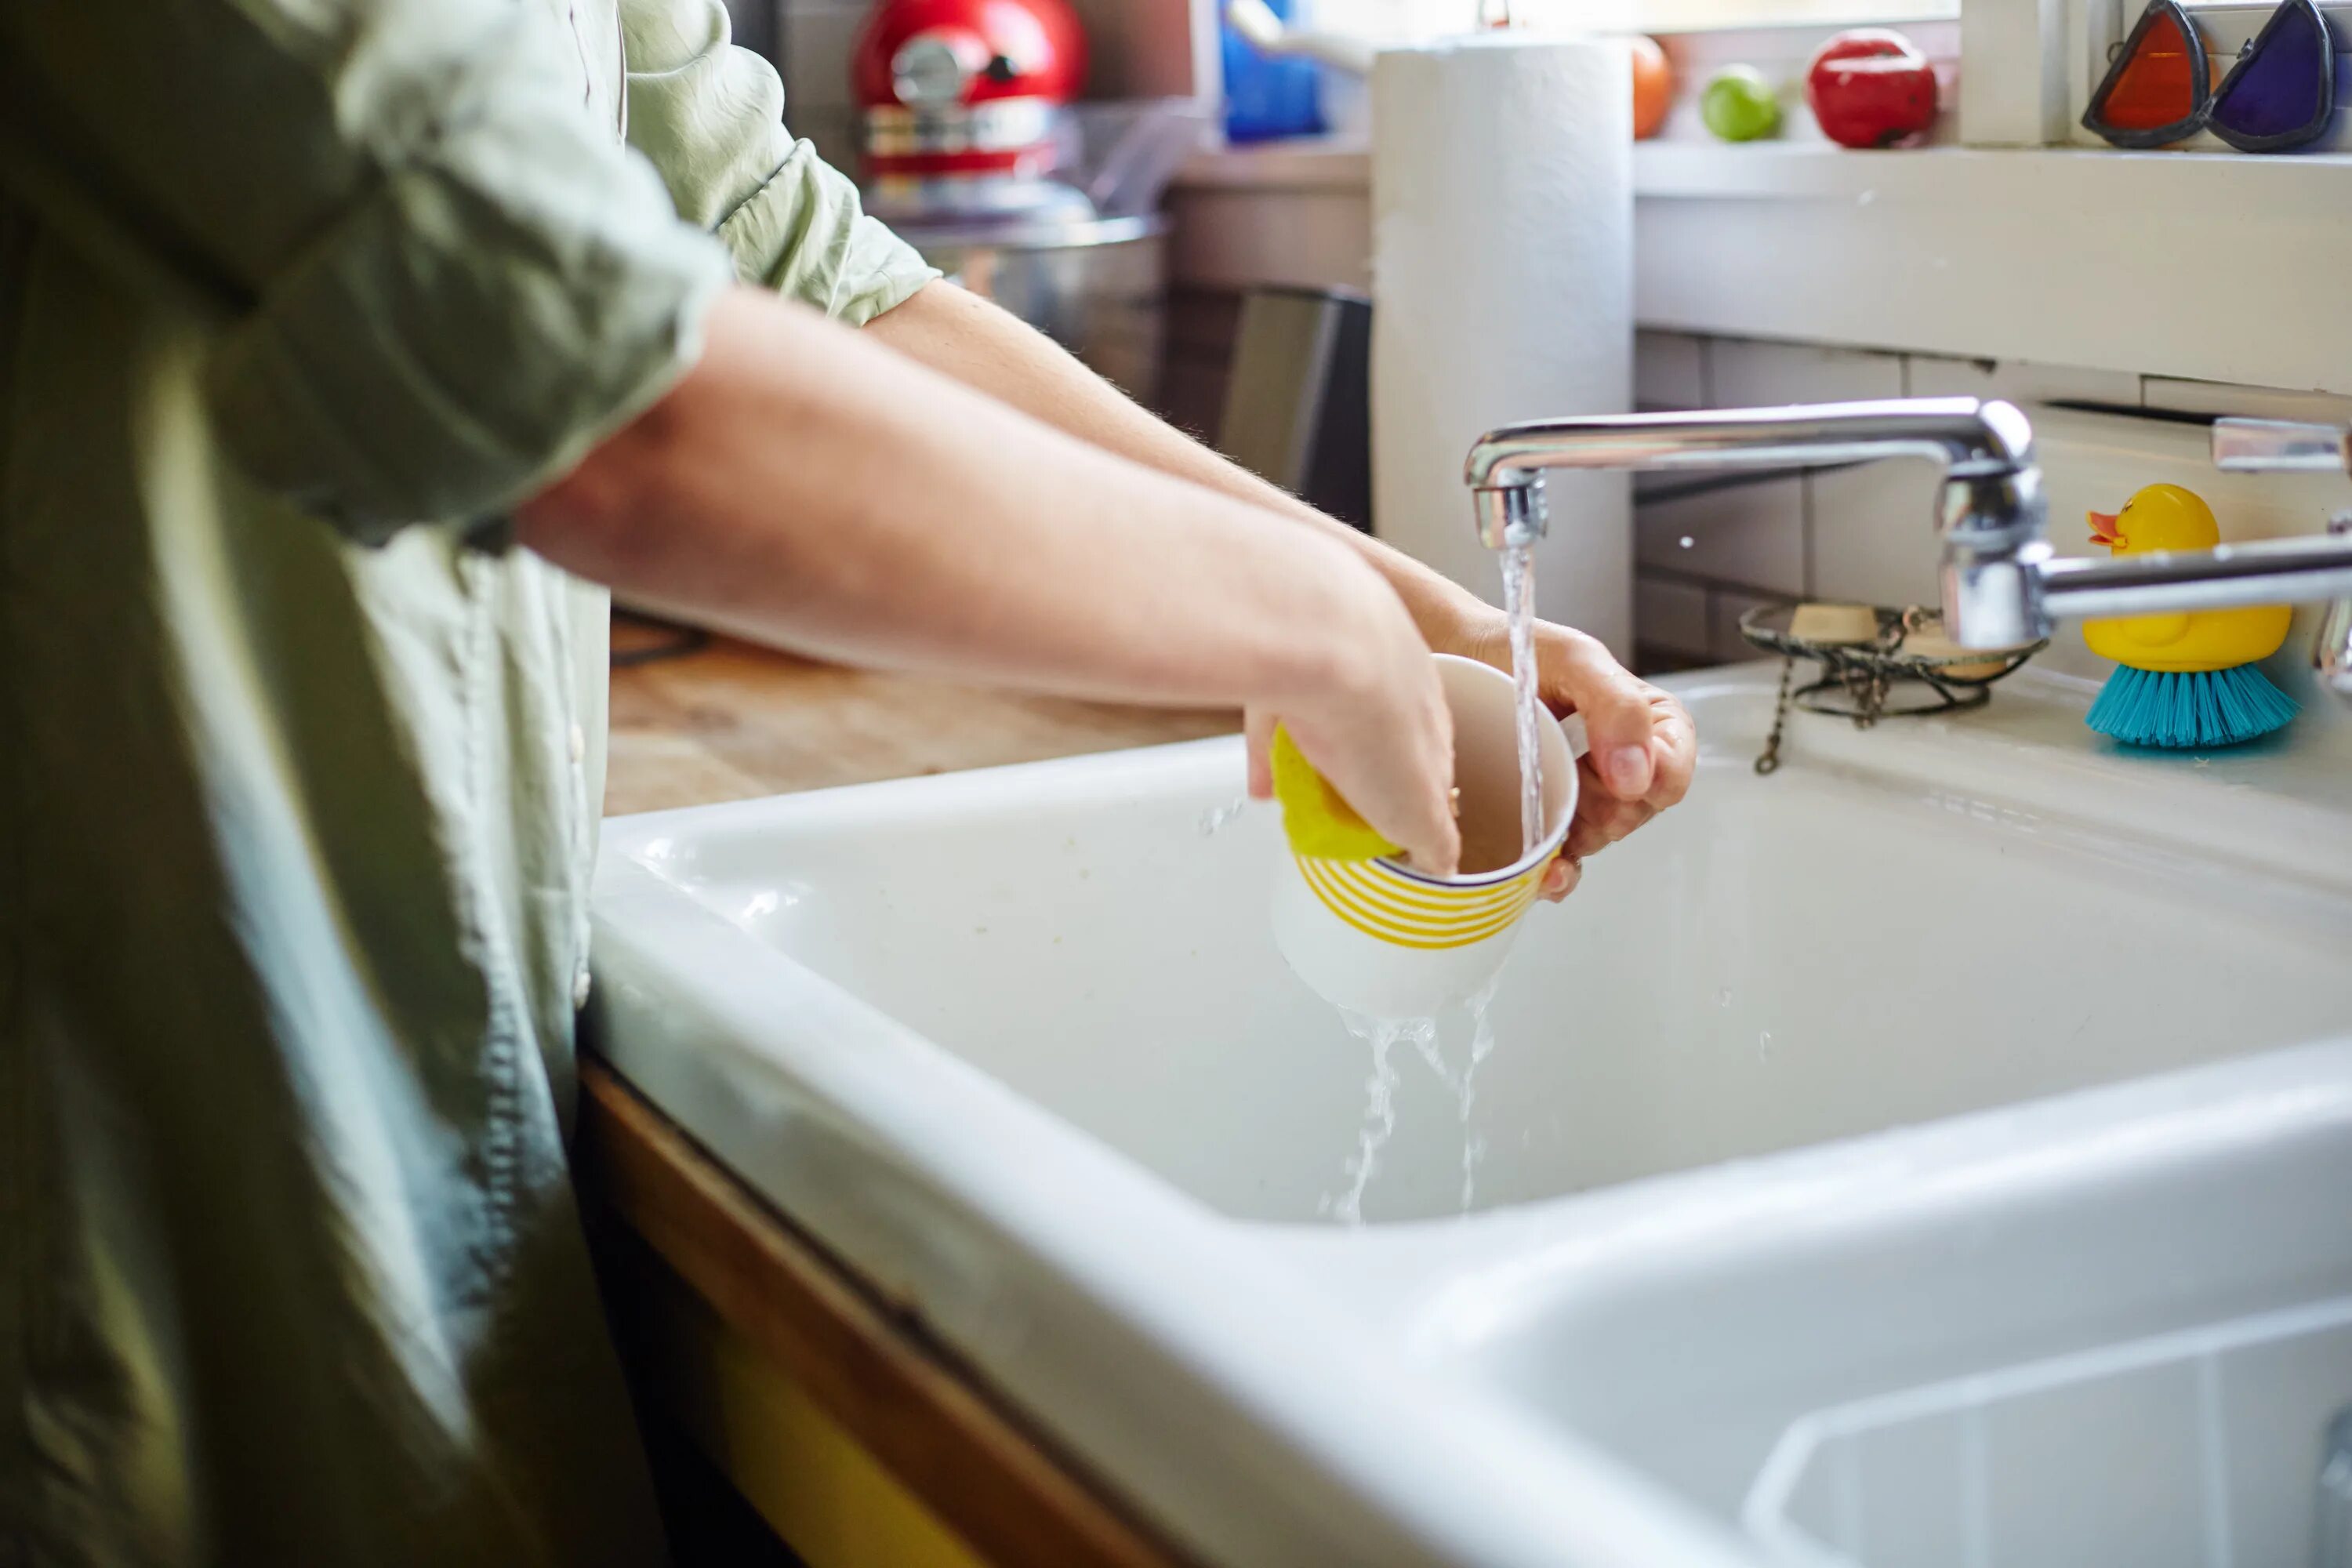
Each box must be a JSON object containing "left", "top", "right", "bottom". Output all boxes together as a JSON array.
[{"left": 0, "top": 2, "right": 934, "bottom": 1561}]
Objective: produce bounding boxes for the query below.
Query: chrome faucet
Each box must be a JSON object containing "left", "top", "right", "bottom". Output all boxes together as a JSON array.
[
  {"left": 1463, "top": 398, "right": 2352, "bottom": 699},
  {"left": 2210, "top": 417, "right": 2352, "bottom": 702}
]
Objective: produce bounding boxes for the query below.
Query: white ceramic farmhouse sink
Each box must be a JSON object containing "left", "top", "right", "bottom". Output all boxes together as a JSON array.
[{"left": 591, "top": 664, "right": 2352, "bottom": 1566}]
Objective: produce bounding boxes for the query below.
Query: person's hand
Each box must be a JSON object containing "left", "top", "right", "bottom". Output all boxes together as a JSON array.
[
  {"left": 1243, "top": 578, "right": 1461, "bottom": 877},
  {"left": 1451, "top": 614, "right": 1695, "bottom": 901}
]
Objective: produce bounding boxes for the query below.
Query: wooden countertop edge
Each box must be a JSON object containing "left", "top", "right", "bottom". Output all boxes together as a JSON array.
[{"left": 577, "top": 1060, "right": 1200, "bottom": 1568}]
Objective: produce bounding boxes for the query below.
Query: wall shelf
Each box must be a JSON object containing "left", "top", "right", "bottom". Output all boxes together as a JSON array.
[
  {"left": 1170, "top": 137, "right": 2352, "bottom": 397},
  {"left": 1632, "top": 143, "right": 2352, "bottom": 394}
]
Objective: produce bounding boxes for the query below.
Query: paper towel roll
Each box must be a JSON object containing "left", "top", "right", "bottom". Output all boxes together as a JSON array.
[{"left": 1372, "top": 37, "right": 1633, "bottom": 656}]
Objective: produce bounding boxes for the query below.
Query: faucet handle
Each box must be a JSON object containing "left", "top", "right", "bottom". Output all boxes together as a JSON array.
[{"left": 2212, "top": 417, "right": 2352, "bottom": 475}]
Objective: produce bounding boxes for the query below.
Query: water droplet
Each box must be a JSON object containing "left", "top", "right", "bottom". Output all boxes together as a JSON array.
[
  {"left": 1197, "top": 797, "right": 1249, "bottom": 836},
  {"left": 1717, "top": 987, "right": 1733, "bottom": 1009},
  {"left": 1758, "top": 1029, "right": 1775, "bottom": 1062},
  {"left": 1679, "top": 535, "right": 1696, "bottom": 550}
]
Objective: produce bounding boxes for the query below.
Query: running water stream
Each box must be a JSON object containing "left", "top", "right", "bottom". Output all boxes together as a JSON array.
[
  {"left": 1501, "top": 541, "right": 1544, "bottom": 858},
  {"left": 1329, "top": 1011, "right": 1426, "bottom": 1225},
  {"left": 1457, "top": 978, "right": 1500, "bottom": 1209},
  {"left": 1327, "top": 977, "right": 1504, "bottom": 1223},
  {"left": 1323, "top": 547, "right": 1544, "bottom": 1223}
]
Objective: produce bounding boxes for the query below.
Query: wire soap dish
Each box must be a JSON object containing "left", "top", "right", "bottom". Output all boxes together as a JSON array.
[{"left": 1740, "top": 603, "right": 2046, "bottom": 775}]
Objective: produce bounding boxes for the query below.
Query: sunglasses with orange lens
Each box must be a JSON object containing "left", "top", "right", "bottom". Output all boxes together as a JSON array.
[{"left": 2083, "top": 0, "right": 2339, "bottom": 151}]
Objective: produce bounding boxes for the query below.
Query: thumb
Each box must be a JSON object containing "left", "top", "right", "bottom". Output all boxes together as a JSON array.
[{"left": 1546, "top": 634, "right": 1655, "bottom": 800}]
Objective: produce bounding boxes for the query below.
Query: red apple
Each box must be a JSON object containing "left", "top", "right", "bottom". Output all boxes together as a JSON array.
[{"left": 1805, "top": 28, "right": 1939, "bottom": 148}]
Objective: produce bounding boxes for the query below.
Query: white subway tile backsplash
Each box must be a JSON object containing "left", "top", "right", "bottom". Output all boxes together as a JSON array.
[
  {"left": 2034, "top": 405, "right": 2352, "bottom": 550},
  {"left": 1806, "top": 458, "right": 1945, "bottom": 609},
  {"left": 2141, "top": 378, "right": 2352, "bottom": 426},
  {"left": 1709, "top": 338, "right": 1904, "bottom": 408},
  {"left": 2018, "top": 405, "right": 2352, "bottom": 681},
  {"left": 1635, "top": 477, "right": 1806, "bottom": 597},
  {"left": 1634, "top": 331, "right": 1708, "bottom": 411},
  {"left": 1635, "top": 575, "right": 1711, "bottom": 659},
  {"left": 1904, "top": 354, "right": 2140, "bottom": 408},
  {"left": 1708, "top": 590, "right": 1787, "bottom": 664}
]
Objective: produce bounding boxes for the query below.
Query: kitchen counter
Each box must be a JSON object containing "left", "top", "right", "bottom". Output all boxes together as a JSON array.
[
  {"left": 605, "top": 623, "right": 1237, "bottom": 816},
  {"left": 592, "top": 622, "right": 1232, "bottom": 1568}
]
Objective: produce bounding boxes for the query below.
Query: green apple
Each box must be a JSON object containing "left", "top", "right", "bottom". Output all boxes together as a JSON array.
[{"left": 1701, "top": 65, "right": 1783, "bottom": 142}]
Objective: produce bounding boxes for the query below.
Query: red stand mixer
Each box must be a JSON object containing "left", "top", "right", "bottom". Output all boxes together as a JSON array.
[
  {"left": 850, "top": 0, "right": 1093, "bottom": 220},
  {"left": 848, "top": 0, "right": 1210, "bottom": 401}
]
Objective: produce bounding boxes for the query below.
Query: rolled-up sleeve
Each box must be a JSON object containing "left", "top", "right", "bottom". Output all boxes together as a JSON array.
[
  {"left": 622, "top": 0, "right": 938, "bottom": 325},
  {"left": 0, "top": 0, "right": 734, "bottom": 541}
]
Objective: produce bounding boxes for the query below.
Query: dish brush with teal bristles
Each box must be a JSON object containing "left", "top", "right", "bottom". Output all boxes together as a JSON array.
[{"left": 2082, "top": 484, "right": 2299, "bottom": 749}]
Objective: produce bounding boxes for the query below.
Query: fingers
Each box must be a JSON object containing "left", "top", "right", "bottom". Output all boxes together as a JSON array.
[
  {"left": 1316, "top": 737, "right": 1458, "bottom": 876},
  {"left": 1538, "top": 851, "right": 1582, "bottom": 902},
  {"left": 1643, "top": 688, "right": 1697, "bottom": 811},
  {"left": 1388, "top": 786, "right": 1463, "bottom": 877},
  {"left": 1539, "top": 628, "right": 1658, "bottom": 800},
  {"left": 1562, "top": 684, "right": 1686, "bottom": 858},
  {"left": 1358, "top": 678, "right": 1460, "bottom": 875},
  {"left": 1245, "top": 708, "right": 1276, "bottom": 800},
  {"left": 1279, "top": 662, "right": 1459, "bottom": 877},
  {"left": 1567, "top": 772, "right": 1656, "bottom": 859}
]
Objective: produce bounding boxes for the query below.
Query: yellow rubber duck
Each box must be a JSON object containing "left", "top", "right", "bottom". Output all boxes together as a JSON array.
[{"left": 2083, "top": 484, "right": 2291, "bottom": 671}]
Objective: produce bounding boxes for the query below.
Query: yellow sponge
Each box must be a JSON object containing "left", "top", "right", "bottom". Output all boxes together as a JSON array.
[{"left": 1270, "top": 724, "right": 1401, "bottom": 861}]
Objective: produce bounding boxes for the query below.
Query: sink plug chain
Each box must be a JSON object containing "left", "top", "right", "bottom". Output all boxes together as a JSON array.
[
  {"left": 1837, "top": 662, "right": 1896, "bottom": 730},
  {"left": 1755, "top": 657, "right": 1795, "bottom": 775}
]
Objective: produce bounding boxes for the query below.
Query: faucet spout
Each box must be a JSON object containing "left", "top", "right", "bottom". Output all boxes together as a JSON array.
[
  {"left": 1457, "top": 399, "right": 2352, "bottom": 681},
  {"left": 1463, "top": 397, "right": 2037, "bottom": 497},
  {"left": 1461, "top": 398, "right": 2047, "bottom": 641}
]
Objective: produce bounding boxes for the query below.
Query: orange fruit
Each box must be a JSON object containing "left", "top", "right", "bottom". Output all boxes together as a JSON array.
[{"left": 1631, "top": 35, "right": 1674, "bottom": 140}]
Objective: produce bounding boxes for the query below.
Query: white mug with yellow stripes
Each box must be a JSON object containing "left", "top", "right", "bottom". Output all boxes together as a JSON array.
[{"left": 1272, "top": 654, "right": 1586, "bottom": 1019}]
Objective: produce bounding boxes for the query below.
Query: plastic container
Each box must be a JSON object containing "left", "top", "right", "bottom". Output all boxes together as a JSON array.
[
  {"left": 1744, "top": 1295, "right": 2352, "bottom": 1567},
  {"left": 1221, "top": 0, "right": 1325, "bottom": 142}
]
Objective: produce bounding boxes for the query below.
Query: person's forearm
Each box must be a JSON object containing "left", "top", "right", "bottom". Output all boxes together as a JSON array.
[
  {"left": 519, "top": 284, "right": 1463, "bottom": 868},
  {"left": 865, "top": 280, "right": 1491, "bottom": 644},
  {"left": 857, "top": 281, "right": 1698, "bottom": 867},
  {"left": 518, "top": 286, "right": 1389, "bottom": 712}
]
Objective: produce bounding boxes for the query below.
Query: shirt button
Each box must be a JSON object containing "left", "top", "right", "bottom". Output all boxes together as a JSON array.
[
  {"left": 572, "top": 964, "right": 593, "bottom": 1009},
  {"left": 568, "top": 723, "right": 587, "bottom": 764}
]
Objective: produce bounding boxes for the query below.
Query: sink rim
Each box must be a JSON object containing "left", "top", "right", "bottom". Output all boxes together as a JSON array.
[
  {"left": 610, "top": 662, "right": 2352, "bottom": 907},
  {"left": 1376, "top": 1033, "right": 2352, "bottom": 1355}
]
